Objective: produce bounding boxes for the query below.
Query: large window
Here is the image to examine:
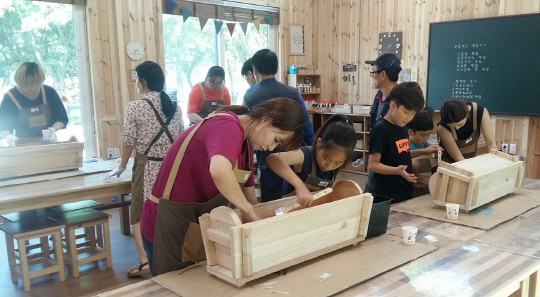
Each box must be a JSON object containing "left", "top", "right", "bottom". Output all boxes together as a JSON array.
[
  {"left": 163, "top": 14, "right": 272, "bottom": 126},
  {"left": 0, "top": 0, "right": 94, "bottom": 156}
]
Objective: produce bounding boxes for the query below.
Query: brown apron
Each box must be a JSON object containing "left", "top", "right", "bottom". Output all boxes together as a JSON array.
[
  {"left": 441, "top": 102, "right": 481, "bottom": 163},
  {"left": 192, "top": 82, "right": 224, "bottom": 125},
  {"left": 286, "top": 150, "right": 335, "bottom": 196},
  {"left": 6, "top": 85, "right": 51, "bottom": 137},
  {"left": 131, "top": 99, "right": 177, "bottom": 225},
  {"left": 149, "top": 112, "right": 252, "bottom": 276}
]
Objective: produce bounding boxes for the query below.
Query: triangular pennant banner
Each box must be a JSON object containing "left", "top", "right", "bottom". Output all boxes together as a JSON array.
[
  {"left": 214, "top": 20, "right": 224, "bottom": 34},
  {"left": 252, "top": 19, "right": 261, "bottom": 32},
  {"left": 226, "top": 23, "right": 236, "bottom": 36},
  {"left": 264, "top": 14, "right": 273, "bottom": 26},
  {"left": 240, "top": 22, "right": 249, "bottom": 35},
  {"left": 181, "top": 7, "right": 192, "bottom": 22},
  {"left": 166, "top": 0, "right": 177, "bottom": 14},
  {"left": 199, "top": 17, "right": 208, "bottom": 30}
]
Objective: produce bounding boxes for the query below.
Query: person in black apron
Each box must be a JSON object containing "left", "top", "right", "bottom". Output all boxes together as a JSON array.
[
  {"left": 186, "top": 66, "right": 231, "bottom": 125},
  {"left": 267, "top": 114, "right": 357, "bottom": 206},
  {"left": 438, "top": 99, "right": 497, "bottom": 163},
  {"left": 105, "top": 61, "right": 184, "bottom": 277},
  {"left": 139, "top": 98, "right": 307, "bottom": 276},
  {"left": 0, "top": 62, "right": 68, "bottom": 144}
]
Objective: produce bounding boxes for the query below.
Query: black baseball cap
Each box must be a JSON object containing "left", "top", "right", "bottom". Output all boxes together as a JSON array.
[{"left": 365, "top": 53, "right": 402, "bottom": 76}]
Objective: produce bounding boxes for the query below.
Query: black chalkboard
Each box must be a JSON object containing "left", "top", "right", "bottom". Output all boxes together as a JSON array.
[{"left": 426, "top": 14, "right": 540, "bottom": 115}]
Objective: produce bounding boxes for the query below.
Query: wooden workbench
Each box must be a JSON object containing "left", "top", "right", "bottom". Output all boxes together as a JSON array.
[
  {"left": 0, "top": 160, "right": 133, "bottom": 235},
  {"left": 97, "top": 179, "right": 540, "bottom": 296}
]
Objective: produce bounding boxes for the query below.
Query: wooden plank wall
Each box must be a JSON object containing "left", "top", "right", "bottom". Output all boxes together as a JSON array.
[{"left": 86, "top": 0, "right": 164, "bottom": 159}]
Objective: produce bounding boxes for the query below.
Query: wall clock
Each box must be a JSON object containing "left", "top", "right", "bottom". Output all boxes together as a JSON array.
[{"left": 126, "top": 41, "right": 144, "bottom": 61}]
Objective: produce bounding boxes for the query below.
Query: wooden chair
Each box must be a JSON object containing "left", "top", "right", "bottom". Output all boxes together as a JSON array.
[
  {"left": 49, "top": 209, "right": 112, "bottom": 278},
  {"left": 0, "top": 217, "right": 65, "bottom": 291}
]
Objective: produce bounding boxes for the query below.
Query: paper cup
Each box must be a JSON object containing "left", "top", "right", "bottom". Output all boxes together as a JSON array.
[
  {"left": 42, "top": 129, "right": 51, "bottom": 141},
  {"left": 402, "top": 226, "right": 418, "bottom": 245},
  {"left": 446, "top": 203, "right": 460, "bottom": 219}
]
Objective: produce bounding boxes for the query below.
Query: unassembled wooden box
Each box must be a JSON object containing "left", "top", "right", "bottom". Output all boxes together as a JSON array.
[
  {"left": 429, "top": 149, "right": 523, "bottom": 212},
  {"left": 199, "top": 180, "right": 373, "bottom": 287},
  {"left": 0, "top": 142, "right": 83, "bottom": 179}
]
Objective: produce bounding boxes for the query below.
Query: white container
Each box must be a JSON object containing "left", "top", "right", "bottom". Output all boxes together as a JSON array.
[
  {"left": 402, "top": 226, "right": 418, "bottom": 245},
  {"left": 331, "top": 104, "right": 352, "bottom": 114},
  {"left": 353, "top": 105, "right": 371, "bottom": 115},
  {"left": 446, "top": 203, "right": 460, "bottom": 219}
]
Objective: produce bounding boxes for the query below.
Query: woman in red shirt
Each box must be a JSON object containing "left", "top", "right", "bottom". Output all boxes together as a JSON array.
[{"left": 140, "top": 98, "right": 307, "bottom": 275}]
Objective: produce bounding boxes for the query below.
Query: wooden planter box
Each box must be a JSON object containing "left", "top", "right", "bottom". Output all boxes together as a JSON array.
[
  {"left": 0, "top": 142, "right": 83, "bottom": 179},
  {"left": 199, "top": 181, "right": 373, "bottom": 286},
  {"left": 429, "top": 149, "right": 523, "bottom": 211}
]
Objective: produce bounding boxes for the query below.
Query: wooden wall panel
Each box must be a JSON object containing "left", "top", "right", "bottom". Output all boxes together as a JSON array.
[{"left": 86, "top": 0, "right": 163, "bottom": 158}]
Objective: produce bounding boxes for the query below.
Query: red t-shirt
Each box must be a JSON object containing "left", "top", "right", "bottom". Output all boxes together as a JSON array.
[
  {"left": 140, "top": 111, "right": 254, "bottom": 243},
  {"left": 186, "top": 83, "right": 231, "bottom": 114}
]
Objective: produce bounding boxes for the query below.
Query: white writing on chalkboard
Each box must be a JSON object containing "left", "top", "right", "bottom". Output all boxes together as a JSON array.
[
  {"left": 451, "top": 79, "right": 482, "bottom": 100},
  {"left": 456, "top": 52, "right": 488, "bottom": 72}
]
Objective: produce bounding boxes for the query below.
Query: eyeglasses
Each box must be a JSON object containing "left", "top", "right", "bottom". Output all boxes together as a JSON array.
[{"left": 370, "top": 70, "right": 384, "bottom": 77}]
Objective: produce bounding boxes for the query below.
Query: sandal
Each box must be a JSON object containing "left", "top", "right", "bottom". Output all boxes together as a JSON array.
[{"left": 127, "top": 262, "right": 150, "bottom": 277}]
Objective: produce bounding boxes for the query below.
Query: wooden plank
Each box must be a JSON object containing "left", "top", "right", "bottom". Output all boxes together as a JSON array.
[
  {"left": 250, "top": 216, "right": 360, "bottom": 273},
  {"left": 207, "top": 229, "right": 231, "bottom": 248},
  {"left": 437, "top": 167, "right": 471, "bottom": 182},
  {"left": 199, "top": 214, "right": 217, "bottom": 266},
  {"left": 0, "top": 142, "right": 83, "bottom": 179},
  {"left": 214, "top": 243, "right": 232, "bottom": 270},
  {"left": 230, "top": 227, "right": 242, "bottom": 279},
  {"left": 358, "top": 193, "right": 373, "bottom": 238}
]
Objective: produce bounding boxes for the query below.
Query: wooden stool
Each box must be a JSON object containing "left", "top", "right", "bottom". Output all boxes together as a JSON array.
[
  {"left": 1, "top": 208, "right": 61, "bottom": 258},
  {"left": 0, "top": 217, "right": 66, "bottom": 291},
  {"left": 49, "top": 209, "right": 112, "bottom": 278}
]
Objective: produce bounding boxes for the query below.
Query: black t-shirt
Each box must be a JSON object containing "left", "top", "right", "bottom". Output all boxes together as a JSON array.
[
  {"left": 365, "top": 119, "right": 413, "bottom": 204},
  {"left": 438, "top": 102, "right": 484, "bottom": 141},
  {"left": 0, "top": 85, "right": 68, "bottom": 134}
]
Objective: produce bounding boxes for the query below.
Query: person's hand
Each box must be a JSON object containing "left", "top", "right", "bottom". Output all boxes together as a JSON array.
[
  {"left": 296, "top": 186, "right": 315, "bottom": 207},
  {"left": 5, "top": 135, "right": 18, "bottom": 148},
  {"left": 241, "top": 206, "right": 262, "bottom": 222},
  {"left": 105, "top": 167, "right": 125, "bottom": 179},
  {"left": 397, "top": 165, "right": 417, "bottom": 183},
  {"left": 425, "top": 144, "right": 443, "bottom": 154}
]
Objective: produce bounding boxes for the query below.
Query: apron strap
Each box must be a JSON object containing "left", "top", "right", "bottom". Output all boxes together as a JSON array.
[
  {"left": 6, "top": 91, "right": 22, "bottom": 110},
  {"left": 40, "top": 85, "right": 47, "bottom": 105},
  {"left": 198, "top": 83, "right": 206, "bottom": 102},
  {"left": 142, "top": 99, "right": 176, "bottom": 156},
  {"left": 162, "top": 112, "right": 235, "bottom": 200},
  {"left": 471, "top": 102, "right": 478, "bottom": 131},
  {"left": 450, "top": 126, "right": 458, "bottom": 141},
  {"left": 220, "top": 86, "right": 224, "bottom": 101}
]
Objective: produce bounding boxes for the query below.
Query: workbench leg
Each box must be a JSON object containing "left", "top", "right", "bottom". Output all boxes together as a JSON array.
[
  {"left": 119, "top": 194, "right": 131, "bottom": 235},
  {"left": 530, "top": 271, "right": 540, "bottom": 297}
]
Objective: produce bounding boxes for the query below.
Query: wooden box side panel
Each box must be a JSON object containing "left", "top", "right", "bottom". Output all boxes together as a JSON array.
[
  {"left": 241, "top": 195, "right": 367, "bottom": 275},
  {"left": 472, "top": 163, "right": 522, "bottom": 209},
  {"left": 0, "top": 142, "right": 83, "bottom": 179},
  {"left": 445, "top": 177, "right": 469, "bottom": 205}
]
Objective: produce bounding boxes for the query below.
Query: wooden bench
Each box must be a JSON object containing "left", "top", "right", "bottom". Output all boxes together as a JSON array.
[
  {"left": 48, "top": 209, "right": 112, "bottom": 278},
  {"left": 0, "top": 217, "right": 65, "bottom": 291}
]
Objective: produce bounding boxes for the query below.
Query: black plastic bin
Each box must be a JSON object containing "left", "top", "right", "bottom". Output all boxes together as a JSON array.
[{"left": 366, "top": 195, "right": 392, "bottom": 238}]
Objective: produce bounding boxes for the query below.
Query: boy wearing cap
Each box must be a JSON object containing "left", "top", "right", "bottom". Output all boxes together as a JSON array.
[{"left": 365, "top": 53, "right": 402, "bottom": 128}]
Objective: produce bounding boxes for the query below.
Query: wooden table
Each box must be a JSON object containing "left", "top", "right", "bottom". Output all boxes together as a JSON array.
[
  {"left": 98, "top": 179, "right": 540, "bottom": 296},
  {"left": 0, "top": 161, "right": 132, "bottom": 235}
]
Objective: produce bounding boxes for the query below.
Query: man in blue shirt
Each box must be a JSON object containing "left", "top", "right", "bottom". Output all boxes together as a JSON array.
[
  {"left": 244, "top": 49, "right": 314, "bottom": 202},
  {"left": 241, "top": 58, "right": 258, "bottom": 98}
]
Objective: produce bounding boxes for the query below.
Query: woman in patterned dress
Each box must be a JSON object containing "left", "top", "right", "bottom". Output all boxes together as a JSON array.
[{"left": 106, "top": 61, "right": 184, "bottom": 276}]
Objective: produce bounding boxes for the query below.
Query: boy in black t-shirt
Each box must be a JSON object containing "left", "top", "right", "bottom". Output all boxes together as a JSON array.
[{"left": 365, "top": 82, "right": 425, "bottom": 204}]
